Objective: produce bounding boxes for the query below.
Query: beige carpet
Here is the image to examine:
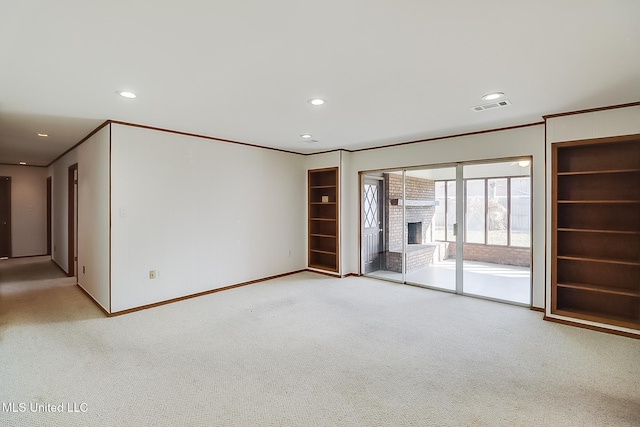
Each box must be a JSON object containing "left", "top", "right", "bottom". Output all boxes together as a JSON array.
[{"left": 1, "top": 256, "right": 639, "bottom": 426}]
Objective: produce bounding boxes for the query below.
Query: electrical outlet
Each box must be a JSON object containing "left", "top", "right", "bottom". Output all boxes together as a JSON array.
[{"left": 149, "top": 270, "right": 156, "bottom": 279}]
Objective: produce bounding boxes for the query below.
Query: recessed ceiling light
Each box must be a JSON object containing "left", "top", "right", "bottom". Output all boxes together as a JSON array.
[
  {"left": 300, "top": 134, "right": 312, "bottom": 139},
  {"left": 118, "top": 91, "right": 137, "bottom": 99},
  {"left": 19, "top": 162, "right": 27, "bottom": 165},
  {"left": 37, "top": 133, "right": 48, "bottom": 137},
  {"left": 308, "top": 98, "right": 325, "bottom": 106},
  {"left": 518, "top": 160, "right": 531, "bottom": 167},
  {"left": 482, "top": 92, "right": 504, "bottom": 101}
]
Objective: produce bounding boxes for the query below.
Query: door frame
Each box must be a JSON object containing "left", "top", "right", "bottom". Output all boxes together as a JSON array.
[
  {"left": 0, "top": 176, "right": 11, "bottom": 258},
  {"left": 68, "top": 164, "right": 78, "bottom": 277},
  {"left": 47, "top": 176, "right": 52, "bottom": 255},
  {"left": 361, "top": 174, "right": 385, "bottom": 274},
  {"left": 359, "top": 157, "right": 533, "bottom": 306}
]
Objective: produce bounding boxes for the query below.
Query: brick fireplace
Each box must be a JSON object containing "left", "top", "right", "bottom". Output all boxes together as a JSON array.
[
  {"left": 384, "top": 173, "right": 442, "bottom": 272},
  {"left": 407, "top": 222, "right": 422, "bottom": 244}
]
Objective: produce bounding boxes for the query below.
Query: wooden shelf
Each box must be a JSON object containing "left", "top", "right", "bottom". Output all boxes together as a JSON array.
[
  {"left": 557, "top": 203, "right": 640, "bottom": 233},
  {"left": 557, "top": 168, "right": 640, "bottom": 176},
  {"left": 557, "top": 171, "right": 640, "bottom": 201},
  {"left": 555, "top": 139, "right": 640, "bottom": 173},
  {"left": 557, "top": 255, "right": 640, "bottom": 267},
  {"left": 558, "top": 228, "right": 640, "bottom": 235},
  {"left": 556, "top": 258, "right": 638, "bottom": 291},
  {"left": 310, "top": 249, "right": 337, "bottom": 255},
  {"left": 552, "top": 136, "right": 640, "bottom": 332},
  {"left": 308, "top": 167, "right": 339, "bottom": 273},
  {"left": 553, "top": 308, "right": 640, "bottom": 330},
  {"left": 557, "top": 200, "right": 640, "bottom": 204},
  {"left": 557, "top": 282, "right": 640, "bottom": 298}
]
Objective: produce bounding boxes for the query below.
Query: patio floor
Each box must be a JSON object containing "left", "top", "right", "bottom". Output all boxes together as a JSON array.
[{"left": 366, "top": 259, "right": 530, "bottom": 305}]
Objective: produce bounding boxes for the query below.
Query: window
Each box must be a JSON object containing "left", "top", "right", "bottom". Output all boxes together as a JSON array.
[
  {"left": 510, "top": 177, "right": 531, "bottom": 247},
  {"left": 363, "top": 184, "right": 378, "bottom": 228},
  {"left": 435, "top": 176, "right": 530, "bottom": 247},
  {"left": 465, "top": 179, "right": 485, "bottom": 244},
  {"left": 487, "top": 178, "right": 508, "bottom": 245},
  {"left": 446, "top": 181, "right": 456, "bottom": 241},
  {"left": 433, "top": 181, "right": 446, "bottom": 241}
]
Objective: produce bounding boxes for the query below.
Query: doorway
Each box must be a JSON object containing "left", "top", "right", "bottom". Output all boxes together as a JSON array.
[
  {"left": 361, "top": 158, "right": 532, "bottom": 306},
  {"left": 68, "top": 164, "right": 78, "bottom": 277},
  {"left": 0, "top": 176, "right": 11, "bottom": 258},
  {"left": 47, "top": 177, "right": 52, "bottom": 255}
]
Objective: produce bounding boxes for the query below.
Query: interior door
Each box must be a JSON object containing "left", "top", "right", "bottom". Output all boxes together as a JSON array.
[
  {"left": 362, "top": 176, "right": 383, "bottom": 274},
  {"left": 0, "top": 176, "right": 11, "bottom": 258}
]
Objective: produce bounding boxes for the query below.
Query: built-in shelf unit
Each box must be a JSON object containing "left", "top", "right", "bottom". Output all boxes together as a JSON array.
[
  {"left": 308, "top": 167, "right": 339, "bottom": 273},
  {"left": 551, "top": 135, "right": 640, "bottom": 332}
]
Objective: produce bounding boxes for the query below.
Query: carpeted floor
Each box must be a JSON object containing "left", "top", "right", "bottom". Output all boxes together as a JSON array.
[{"left": 1, "top": 256, "right": 639, "bottom": 426}]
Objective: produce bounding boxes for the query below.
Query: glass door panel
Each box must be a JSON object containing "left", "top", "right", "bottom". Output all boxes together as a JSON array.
[
  {"left": 487, "top": 178, "right": 508, "bottom": 245},
  {"left": 403, "top": 166, "right": 457, "bottom": 291},
  {"left": 465, "top": 179, "right": 485, "bottom": 244},
  {"left": 461, "top": 161, "right": 532, "bottom": 304}
]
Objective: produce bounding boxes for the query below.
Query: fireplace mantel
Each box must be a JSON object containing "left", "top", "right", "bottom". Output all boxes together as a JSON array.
[{"left": 390, "top": 199, "right": 439, "bottom": 207}]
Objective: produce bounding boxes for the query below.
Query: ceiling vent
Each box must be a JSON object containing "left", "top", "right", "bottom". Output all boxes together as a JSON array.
[{"left": 471, "top": 99, "right": 511, "bottom": 112}]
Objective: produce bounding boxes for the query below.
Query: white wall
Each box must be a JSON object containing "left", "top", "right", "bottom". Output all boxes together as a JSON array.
[
  {"left": 48, "top": 126, "right": 111, "bottom": 312},
  {"left": 341, "top": 125, "right": 546, "bottom": 308},
  {"left": 110, "top": 124, "right": 305, "bottom": 313},
  {"left": 340, "top": 151, "right": 354, "bottom": 277},
  {"left": 546, "top": 105, "right": 640, "bottom": 144},
  {"left": 49, "top": 150, "right": 78, "bottom": 271},
  {"left": 42, "top": 106, "right": 635, "bottom": 315},
  {"left": 545, "top": 105, "right": 640, "bottom": 329},
  {"left": 77, "top": 126, "right": 111, "bottom": 312},
  {"left": 0, "top": 165, "right": 48, "bottom": 257}
]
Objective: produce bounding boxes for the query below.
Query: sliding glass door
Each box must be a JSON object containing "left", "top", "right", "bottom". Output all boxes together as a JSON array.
[
  {"left": 361, "top": 158, "right": 532, "bottom": 306},
  {"left": 462, "top": 161, "right": 531, "bottom": 304},
  {"left": 403, "top": 166, "right": 458, "bottom": 292}
]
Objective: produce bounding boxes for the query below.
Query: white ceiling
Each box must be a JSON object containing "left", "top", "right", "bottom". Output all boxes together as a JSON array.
[{"left": 1, "top": 1, "right": 639, "bottom": 166}]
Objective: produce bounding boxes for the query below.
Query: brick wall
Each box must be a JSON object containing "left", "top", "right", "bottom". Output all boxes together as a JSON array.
[
  {"left": 384, "top": 173, "right": 442, "bottom": 272},
  {"left": 385, "top": 173, "right": 436, "bottom": 252},
  {"left": 448, "top": 242, "right": 530, "bottom": 267},
  {"left": 386, "top": 242, "right": 450, "bottom": 273}
]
